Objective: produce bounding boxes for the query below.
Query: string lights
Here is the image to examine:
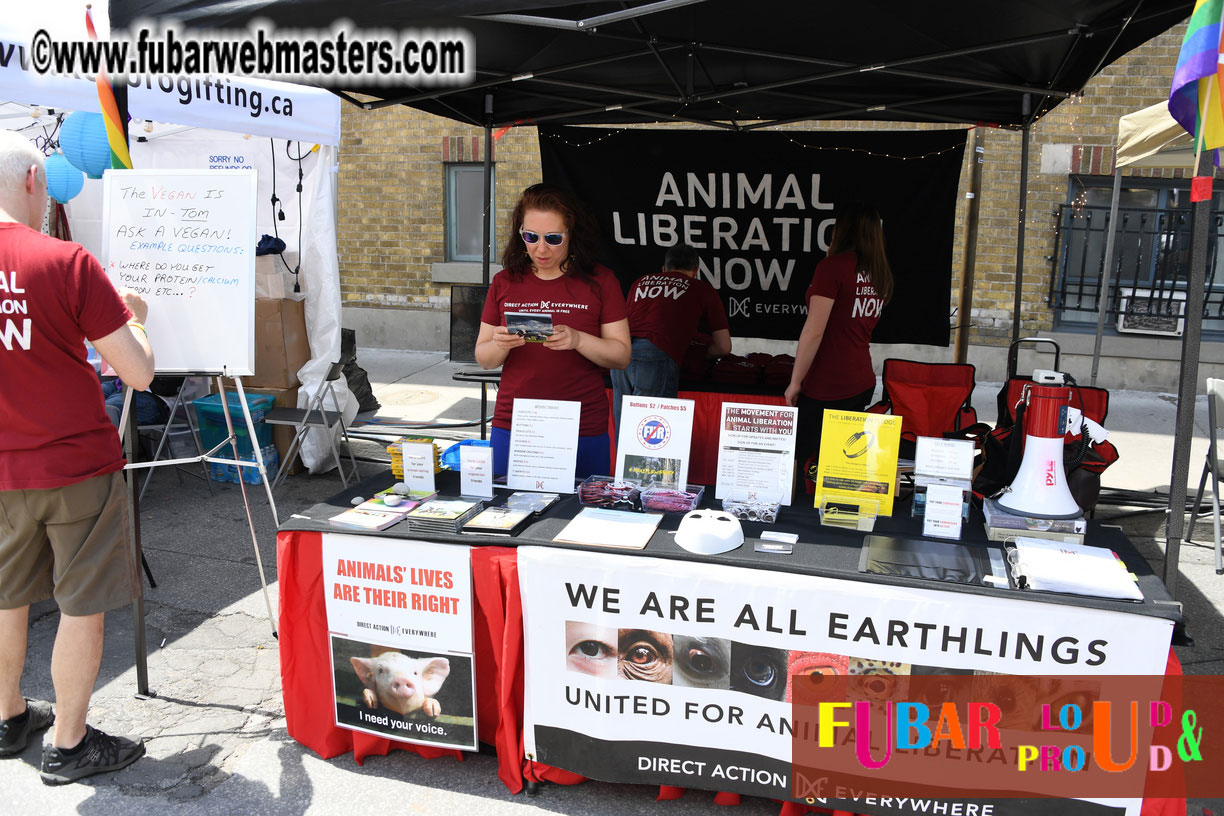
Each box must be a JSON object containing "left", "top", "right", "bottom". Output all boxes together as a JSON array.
[
  {"left": 780, "top": 137, "right": 964, "bottom": 161},
  {"left": 541, "top": 129, "right": 626, "bottom": 148},
  {"left": 542, "top": 128, "right": 965, "bottom": 161}
]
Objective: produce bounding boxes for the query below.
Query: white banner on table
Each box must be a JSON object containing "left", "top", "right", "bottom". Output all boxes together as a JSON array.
[
  {"left": 615, "top": 396, "right": 694, "bottom": 488},
  {"left": 508, "top": 398, "right": 581, "bottom": 493},
  {"left": 322, "top": 534, "right": 477, "bottom": 751},
  {"left": 715, "top": 402, "right": 798, "bottom": 505},
  {"left": 519, "top": 546, "right": 1170, "bottom": 814}
]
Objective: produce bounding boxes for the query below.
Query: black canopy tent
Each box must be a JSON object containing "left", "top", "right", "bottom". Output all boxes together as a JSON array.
[
  {"left": 108, "top": 0, "right": 1193, "bottom": 344},
  {"left": 112, "top": 1, "right": 1190, "bottom": 131},
  {"left": 110, "top": 0, "right": 1203, "bottom": 594},
  {"left": 106, "top": 0, "right": 1194, "bottom": 312}
]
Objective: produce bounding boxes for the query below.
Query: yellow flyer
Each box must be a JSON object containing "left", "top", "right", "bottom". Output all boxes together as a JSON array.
[{"left": 813, "top": 410, "right": 902, "bottom": 516}]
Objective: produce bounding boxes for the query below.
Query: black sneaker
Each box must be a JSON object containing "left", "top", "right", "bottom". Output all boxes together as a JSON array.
[
  {"left": 0, "top": 699, "right": 54, "bottom": 756},
  {"left": 40, "top": 725, "right": 145, "bottom": 785}
]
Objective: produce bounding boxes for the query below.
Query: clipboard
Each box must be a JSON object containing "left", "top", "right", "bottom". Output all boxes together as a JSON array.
[{"left": 1004, "top": 538, "right": 1144, "bottom": 602}]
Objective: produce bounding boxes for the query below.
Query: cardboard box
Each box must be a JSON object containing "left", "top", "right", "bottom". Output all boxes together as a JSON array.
[
  {"left": 255, "top": 255, "right": 286, "bottom": 300},
  {"left": 250, "top": 298, "right": 309, "bottom": 389},
  {"left": 242, "top": 385, "right": 305, "bottom": 475}
]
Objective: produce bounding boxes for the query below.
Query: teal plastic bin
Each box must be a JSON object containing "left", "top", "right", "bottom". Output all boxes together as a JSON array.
[
  {"left": 207, "top": 444, "right": 280, "bottom": 486},
  {"left": 440, "top": 438, "right": 492, "bottom": 470},
  {"left": 193, "top": 392, "right": 276, "bottom": 459}
]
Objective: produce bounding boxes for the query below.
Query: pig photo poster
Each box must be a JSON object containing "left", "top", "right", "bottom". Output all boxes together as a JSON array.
[
  {"left": 322, "top": 534, "right": 477, "bottom": 750},
  {"left": 330, "top": 638, "right": 475, "bottom": 749}
]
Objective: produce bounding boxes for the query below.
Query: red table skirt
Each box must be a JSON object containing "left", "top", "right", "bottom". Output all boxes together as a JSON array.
[
  {"left": 277, "top": 530, "right": 1184, "bottom": 816},
  {"left": 607, "top": 388, "right": 787, "bottom": 484},
  {"left": 278, "top": 532, "right": 583, "bottom": 792}
]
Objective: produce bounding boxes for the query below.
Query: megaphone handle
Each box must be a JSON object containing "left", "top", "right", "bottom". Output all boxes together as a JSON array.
[
  {"left": 1006, "top": 403, "right": 1027, "bottom": 481},
  {"left": 1065, "top": 422, "right": 1090, "bottom": 467}
]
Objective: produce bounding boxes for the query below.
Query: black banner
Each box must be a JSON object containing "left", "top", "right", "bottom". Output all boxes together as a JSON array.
[
  {"left": 539, "top": 127, "right": 967, "bottom": 344},
  {"left": 533, "top": 726, "right": 1125, "bottom": 816}
]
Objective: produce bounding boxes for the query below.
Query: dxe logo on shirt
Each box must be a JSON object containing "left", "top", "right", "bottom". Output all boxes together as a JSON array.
[{"left": 506, "top": 299, "right": 590, "bottom": 313}]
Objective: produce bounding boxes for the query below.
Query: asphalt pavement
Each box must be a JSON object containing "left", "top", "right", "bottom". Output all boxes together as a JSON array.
[{"left": 1, "top": 348, "right": 1221, "bottom": 814}]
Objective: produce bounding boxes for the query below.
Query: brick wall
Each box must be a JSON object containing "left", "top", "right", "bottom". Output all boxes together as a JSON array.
[
  {"left": 961, "top": 22, "right": 1193, "bottom": 345},
  {"left": 336, "top": 20, "right": 1194, "bottom": 348},
  {"left": 337, "top": 100, "right": 541, "bottom": 312}
]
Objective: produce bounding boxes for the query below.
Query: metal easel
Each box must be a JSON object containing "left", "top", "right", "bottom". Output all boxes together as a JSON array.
[{"left": 120, "top": 370, "right": 280, "bottom": 697}]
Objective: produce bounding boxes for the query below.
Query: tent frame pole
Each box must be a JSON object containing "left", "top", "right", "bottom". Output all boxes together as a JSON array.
[
  {"left": 479, "top": 0, "right": 709, "bottom": 31},
  {"left": 956, "top": 128, "right": 983, "bottom": 363},
  {"left": 1163, "top": 150, "right": 1213, "bottom": 596},
  {"left": 480, "top": 93, "right": 494, "bottom": 441},
  {"left": 362, "top": 45, "right": 687, "bottom": 111},
  {"left": 1011, "top": 120, "right": 1031, "bottom": 344},
  {"left": 1090, "top": 167, "right": 1124, "bottom": 386}
]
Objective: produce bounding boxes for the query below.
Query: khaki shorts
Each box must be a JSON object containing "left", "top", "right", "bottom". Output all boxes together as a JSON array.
[{"left": 0, "top": 470, "right": 140, "bottom": 616}]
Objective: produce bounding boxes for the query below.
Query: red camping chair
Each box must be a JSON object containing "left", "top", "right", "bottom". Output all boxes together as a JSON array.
[
  {"left": 866, "top": 359, "right": 991, "bottom": 459},
  {"left": 995, "top": 337, "right": 1062, "bottom": 427},
  {"left": 800, "top": 359, "right": 987, "bottom": 496}
]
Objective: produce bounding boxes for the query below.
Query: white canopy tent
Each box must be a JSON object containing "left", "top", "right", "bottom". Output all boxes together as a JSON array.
[
  {"left": 1116, "top": 101, "right": 1195, "bottom": 170},
  {"left": 0, "top": 11, "right": 351, "bottom": 473},
  {"left": 1091, "top": 102, "right": 1196, "bottom": 384}
]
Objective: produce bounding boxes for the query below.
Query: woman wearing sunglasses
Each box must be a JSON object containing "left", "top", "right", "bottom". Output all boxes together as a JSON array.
[{"left": 476, "top": 184, "right": 631, "bottom": 478}]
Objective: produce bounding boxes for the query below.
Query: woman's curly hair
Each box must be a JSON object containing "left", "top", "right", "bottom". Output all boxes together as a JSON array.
[{"left": 501, "top": 183, "right": 602, "bottom": 281}]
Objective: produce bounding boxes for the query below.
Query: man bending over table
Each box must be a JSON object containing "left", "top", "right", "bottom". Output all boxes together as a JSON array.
[
  {"left": 611, "top": 244, "right": 731, "bottom": 432},
  {"left": 0, "top": 130, "right": 154, "bottom": 784}
]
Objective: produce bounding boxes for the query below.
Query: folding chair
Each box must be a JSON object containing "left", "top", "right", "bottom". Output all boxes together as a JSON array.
[
  {"left": 263, "top": 361, "right": 360, "bottom": 489},
  {"left": 1188, "top": 377, "right": 1224, "bottom": 575},
  {"left": 867, "top": 359, "right": 990, "bottom": 459},
  {"left": 136, "top": 389, "right": 214, "bottom": 502}
]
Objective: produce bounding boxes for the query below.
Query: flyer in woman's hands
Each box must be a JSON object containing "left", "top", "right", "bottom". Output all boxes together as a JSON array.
[{"left": 505, "top": 312, "right": 554, "bottom": 342}]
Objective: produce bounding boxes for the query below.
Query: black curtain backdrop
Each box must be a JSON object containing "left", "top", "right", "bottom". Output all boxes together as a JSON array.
[{"left": 540, "top": 127, "right": 967, "bottom": 344}]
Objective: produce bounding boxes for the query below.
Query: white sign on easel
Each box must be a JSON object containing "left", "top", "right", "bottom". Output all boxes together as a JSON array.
[
  {"left": 714, "top": 402, "right": 798, "bottom": 505},
  {"left": 101, "top": 169, "right": 256, "bottom": 376},
  {"left": 615, "top": 396, "right": 694, "bottom": 487},
  {"left": 101, "top": 169, "right": 278, "bottom": 646},
  {"left": 508, "top": 398, "right": 581, "bottom": 493}
]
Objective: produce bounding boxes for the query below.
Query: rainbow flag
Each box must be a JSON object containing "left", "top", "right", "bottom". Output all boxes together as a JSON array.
[{"left": 85, "top": 7, "right": 133, "bottom": 170}]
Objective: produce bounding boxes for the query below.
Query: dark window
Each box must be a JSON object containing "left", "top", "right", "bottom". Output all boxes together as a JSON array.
[{"left": 445, "top": 163, "right": 494, "bottom": 262}]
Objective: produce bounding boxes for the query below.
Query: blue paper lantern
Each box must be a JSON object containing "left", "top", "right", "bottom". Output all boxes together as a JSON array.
[
  {"left": 44, "top": 152, "right": 84, "bottom": 203},
  {"left": 59, "top": 112, "right": 110, "bottom": 179}
]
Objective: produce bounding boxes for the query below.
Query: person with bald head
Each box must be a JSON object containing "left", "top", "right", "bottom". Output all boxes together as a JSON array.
[{"left": 0, "top": 130, "right": 152, "bottom": 784}]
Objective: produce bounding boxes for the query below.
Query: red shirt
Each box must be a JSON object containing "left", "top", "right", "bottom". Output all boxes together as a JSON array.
[
  {"left": 625, "top": 270, "right": 729, "bottom": 364},
  {"left": 482, "top": 264, "right": 628, "bottom": 436},
  {"left": 0, "top": 222, "right": 130, "bottom": 489},
  {"left": 800, "top": 251, "right": 883, "bottom": 401}
]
